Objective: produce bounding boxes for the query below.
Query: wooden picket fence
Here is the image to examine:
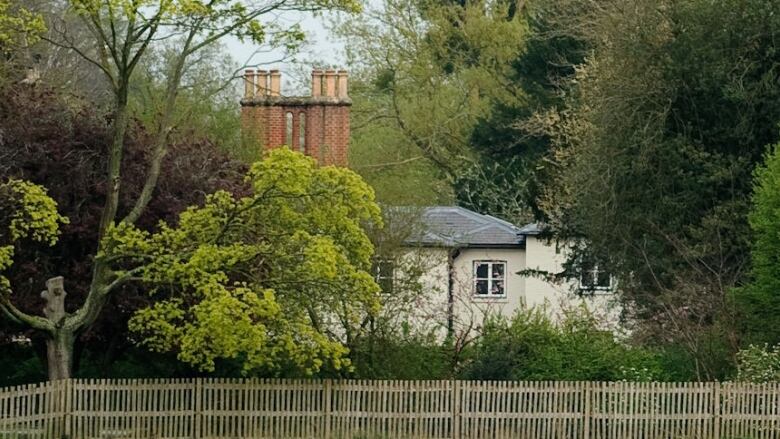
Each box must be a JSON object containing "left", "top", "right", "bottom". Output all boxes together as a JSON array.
[{"left": 1, "top": 379, "right": 780, "bottom": 438}]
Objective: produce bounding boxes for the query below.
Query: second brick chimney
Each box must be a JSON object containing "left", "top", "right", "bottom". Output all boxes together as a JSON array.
[{"left": 241, "top": 68, "right": 351, "bottom": 166}]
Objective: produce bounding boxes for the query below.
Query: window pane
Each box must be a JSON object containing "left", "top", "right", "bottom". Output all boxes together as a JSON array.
[
  {"left": 379, "top": 260, "right": 394, "bottom": 277},
  {"left": 492, "top": 263, "right": 504, "bottom": 278},
  {"left": 299, "top": 113, "right": 306, "bottom": 153},
  {"left": 491, "top": 280, "right": 505, "bottom": 296},
  {"left": 581, "top": 271, "right": 596, "bottom": 288},
  {"left": 475, "top": 263, "right": 489, "bottom": 279},
  {"left": 475, "top": 280, "right": 489, "bottom": 295},
  {"left": 379, "top": 277, "right": 394, "bottom": 294},
  {"left": 285, "top": 112, "right": 293, "bottom": 146},
  {"left": 597, "top": 270, "right": 611, "bottom": 288}
]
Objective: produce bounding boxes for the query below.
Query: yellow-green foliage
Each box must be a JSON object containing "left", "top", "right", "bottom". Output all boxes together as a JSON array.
[
  {"left": 107, "top": 149, "right": 382, "bottom": 375},
  {"left": 0, "top": 179, "right": 69, "bottom": 294},
  {"left": 0, "top": 0, "right": 45, "bottom": 50}
]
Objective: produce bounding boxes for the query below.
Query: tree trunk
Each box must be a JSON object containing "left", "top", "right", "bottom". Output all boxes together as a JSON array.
[
  {"left": 41, "top": 276, "right": 74, "bottom": 380},
  {"left": 46, "top": 328, "right": 74, "bottom": 381}
]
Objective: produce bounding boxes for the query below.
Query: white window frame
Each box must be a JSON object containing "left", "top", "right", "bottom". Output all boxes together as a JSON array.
[
  {"left": 578, "top": 264, "right": 613, "bottom": 293},
  {"left": 473, "top": 260, "right": 507, "bottom": 298}
]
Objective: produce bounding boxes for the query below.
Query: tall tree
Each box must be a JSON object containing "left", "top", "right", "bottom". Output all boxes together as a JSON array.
[
  {"left": 0, "top": 83, "right": 248, "bottom": 376},
  {"left": 539, "top": 0, "right": 780, "bottom": 377},
  {"left": 456, "top": 1, "right": 587, "bottom": 223},
  {"left": 3, "top": 149, "right": 382, "bottom": 376},
  {"left": 735, "top": 143, "right": 780, "bottom": 346},
  {"left": 0, "top": 0, "right": 361, "bottom": 380},
  {"left": 334, "top": 0, "right": 527, "bottom": 206}
]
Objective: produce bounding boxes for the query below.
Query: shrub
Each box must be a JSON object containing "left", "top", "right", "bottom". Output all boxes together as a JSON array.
[
  {"left": 734, "top": 344, "right": 780, "bottom": 382},
  {"left": 462, "top": 307, "right": 663, "bottom": 381},
  {"left": 350, "top": 328, "right": 452, "bottom": 380}
]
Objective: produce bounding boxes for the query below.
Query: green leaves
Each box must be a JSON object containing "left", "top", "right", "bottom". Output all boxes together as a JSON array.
[
  {"left": 464, "top": 307, "right": 663, "bottom": 381},
  {"left": 541, "top": 0, "right": 780, "bottom": 310},
  {"left": 109, "top": 149, "right": 382, "bottom": 375},
  {"left": 0, "top": 179, "right": 69, "bottom": 295},
  {"left": 338, "top": 0, "right": 528, "bottom": 206},
  {"left": 735, "top": 344, "right": 780, "bottom": 382},
  {"left": 2, "top": 179, "right": 69, "bottom": 246},
  {"left": 0, "top": 0, "right": 45, "bottom": 50}
]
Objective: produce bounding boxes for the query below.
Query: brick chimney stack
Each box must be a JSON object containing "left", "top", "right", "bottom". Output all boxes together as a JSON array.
[{"left": 241, "top": 68, "right": 351, "bottom": 166}]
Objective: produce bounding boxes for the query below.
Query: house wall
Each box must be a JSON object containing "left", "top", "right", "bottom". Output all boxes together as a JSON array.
[
  {"left": 450, "top": 248, "right": 526, "bottom": 331},
  {"left": 401, "top": 247, "right": 450, "bottom": 332},
  {"left": 523, "top": 235, "right": 622, "bottom": 327},
  {"left": 523, "top": 235, "right": 571, "bottom": 309},
  {"left": 375, "top": 247, "right": 450, "bottom": 335},
  {"left": 397, "top": 238, "right": 622, "bottom": 336}
]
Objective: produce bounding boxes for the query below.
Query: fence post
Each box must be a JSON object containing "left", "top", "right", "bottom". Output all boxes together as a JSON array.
[
  {"left": 713, "top": 382, "right": 720, "bottom": 439},
  {"left": 323, "top": 379, "right": 332, "bottom": 439},
  {"left": 194, "top": 378, "right": 202, "bottom": 439},
  {"left": 583, "top": 382, "right": 591, "bottom": 439},
  {"left": 63, "top": 379, "right": 72, "bottom": 439},
  {"left": 452, "top": 380, "right": 461, "bottom": 439}
]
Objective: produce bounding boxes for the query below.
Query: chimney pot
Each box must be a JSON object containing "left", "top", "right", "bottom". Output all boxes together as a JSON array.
[
  {"left": 311, "top": 69, "right": 323, "bottom": 97},
  {"left": 270, "top": 70, "right": 281, "bottom": 97},
  {"left": 324, "top": 70, "right": 337, "bottom": 97},
  {"left": 256, "top": 70, "right": 269, "bottom": 96},
  {"left": 244, "top": 69, "right": 255, "bottom": 98},
  {"left": 337, "top": 70, "right": 349, "bottom": 98}
]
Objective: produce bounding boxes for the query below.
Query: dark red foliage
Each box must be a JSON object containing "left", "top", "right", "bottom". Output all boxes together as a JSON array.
[{"left": 0, "top": 84, "right": 248, "bottom": 366}]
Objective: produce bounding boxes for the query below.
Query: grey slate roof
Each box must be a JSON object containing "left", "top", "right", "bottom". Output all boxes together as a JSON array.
[{"left": 405, "top": 206, "right": 526, "bottom": 247}]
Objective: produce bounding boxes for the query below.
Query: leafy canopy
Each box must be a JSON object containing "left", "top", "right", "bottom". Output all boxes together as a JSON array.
[
  {"left": 103, "top": 149, "right": 382, "bottom": 375},
  {"left": 539, "top": 0, "right": 780, "bottom": 371},
  {"left": 337, "top": 0, "right": 527, "bottom": 205},
  {"left": 69, "top": 0, "right": 359, "bottom": 51}
]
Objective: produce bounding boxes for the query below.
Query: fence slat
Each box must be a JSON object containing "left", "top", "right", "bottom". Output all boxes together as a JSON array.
[{"left": 7, "top": 379, "right": 780, "bottom": 438}]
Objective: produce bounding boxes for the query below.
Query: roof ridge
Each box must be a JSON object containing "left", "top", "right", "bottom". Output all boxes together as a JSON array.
[
  {"left": 426, "top": 206, "right": 523, "bottom": 232},
  {"left": 400, "top": 205, "right": 525, "bottom": 247}
]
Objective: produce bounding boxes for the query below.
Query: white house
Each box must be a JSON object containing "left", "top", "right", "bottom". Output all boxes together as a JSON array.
[
  {"left": 235, "top": 70, "right": 620, "bottom": 335},
  {"left": 377, "top": 206, "right": 621, "bottom": 336}
]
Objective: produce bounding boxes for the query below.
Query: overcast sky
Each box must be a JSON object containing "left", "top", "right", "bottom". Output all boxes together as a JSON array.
[{"left": 224, "top": 11, "right": 349, "bottom": 94}]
